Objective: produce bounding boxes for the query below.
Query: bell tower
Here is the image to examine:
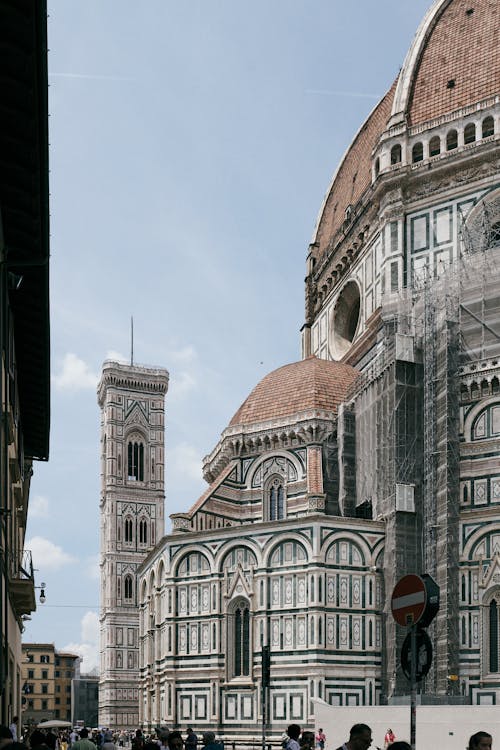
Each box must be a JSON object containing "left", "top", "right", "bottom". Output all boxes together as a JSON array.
[{"left": 97, "top": 360, "right": 169, "bottom": 729}]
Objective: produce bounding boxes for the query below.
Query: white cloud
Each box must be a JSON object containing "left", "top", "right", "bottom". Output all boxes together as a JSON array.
[
  {"left": 29, "top": 495, "right": 49, "bottom": 518},
  {"left": 170, "top": 345, "right": 197, "bottom": 364},
  {"left": 85, "top": 554, "right": 100, "bottom": 580},
  {"left": 52, "top": 353, "right": 99, "bottom": 391},
  {"left": 81, "top": 611, "right": 99, "bottom": 644},
  {"left": 170, "top": 370, "right": 197, "bottom": 398},
  {"left": 62, "top": 611, "right": 100, "bottom": 674},
  {"left": 106, "top": 349, "right": 127, "bottom": 362},
  {"left": 168, "top": 442, "right": 203, "bottom": 483},
  {"left": 27, "top": 536, "right": 76, "bottom": 572}
]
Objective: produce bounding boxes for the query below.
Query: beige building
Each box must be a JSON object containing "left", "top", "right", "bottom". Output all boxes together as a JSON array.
[
  {"left": 21, "top": 645, "right": 80, "bottom": 727},
  {"left": 0, "top": 0, "right": 50, "bottom": 727}
]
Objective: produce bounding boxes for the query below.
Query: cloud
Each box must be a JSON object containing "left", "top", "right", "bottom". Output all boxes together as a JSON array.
[
  {"left": 168, "top": 442, "right": 203, "bottom": 483},
  {"left": 27, "top": 536, "right": 76, "bottom": 572},
  {"left": 52, "top": 353, "right": 99, "bottom": 390},
  {"left": 29, "top": 495, "right": 49, "bottom": 518},
  {"left": 106, "top": 349, "right": 128, "bottom": 363},
  {"left": 170, "top": 345, "right": 197, "bottom": 365},
  {"left": 62, "top": 611, "right": 100, "bottom": 674},
  {"left": 170, "top": 370, "right": 197, "bottom": 398},
  {"left": 85, "top": 554, "right": 100, "bottom": 580}
]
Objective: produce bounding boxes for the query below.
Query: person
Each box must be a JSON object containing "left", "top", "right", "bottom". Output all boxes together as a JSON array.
[
  {"left": 386, "top": 744, "right": 410, "bottom": 750},
  {"left": 468, "top": 732, "right": 492, "bottom": 750},
  {"left": 0, "top": 727, "right": 13, "bottom": 750},
  {"left": 69, "top": 732, "right": 79, "bottom": 748},
  {"left": 300, "top": 733, "right": 315, "bottom": 750},
  {"left": 200, "top": 734, "right": 218, "bottom": 750},
  {"left": 316, "top": 730, "right": 325, "bottom": 750},
  {"left": 185, "top": 731, "right": 196, "bottom": 750},
  {"left": 9, "top": 719, "right": 18, "bottom": 743},
  {"left": 334, "top": 724, "right": 372, "bottom": 750},
  {"left": 167, "top": 733, "right": 183, "bottom": 750},
  {"left": 285, "top": 726, "right": 301, "bottom": 750},
  {"left": 383, "top": 730, "right": 395, "bottom": 749},
  {"left": 72, "top": 730, "right": 97, "bottom": 750},
  {"left": 102, "top": 734, "right": 116, "bottom": 750},
  {"left": 131, "top": 733, "right": 144, "bottom": 750}
]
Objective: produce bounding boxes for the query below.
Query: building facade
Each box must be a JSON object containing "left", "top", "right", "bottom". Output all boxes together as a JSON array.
[
  {"left": 72, "top": 673, "right": 99, "bottom": 729},
  {"left": 135, "top": 0, "right": 500, "bottom": 738},
  {"left": 98, "top": 361, "right": 169, "bottom": 729},
  {"left": 0, "top": 0, "right": 50, "bottom": 726},
  {"left": 21, "top": 644, "right": 56, "bottom": 727}
]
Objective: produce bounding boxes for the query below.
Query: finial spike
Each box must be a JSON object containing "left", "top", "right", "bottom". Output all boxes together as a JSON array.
[{"left": 131, "top": 316, "right": 134, "bottom": 366}]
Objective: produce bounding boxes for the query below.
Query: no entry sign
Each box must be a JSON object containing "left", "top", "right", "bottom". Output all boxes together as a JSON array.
[
  {"left": 391, "top": 574, "right": 426, "bottom": 626},
  {"left": 391, "top": 573, "right": 439, "bottom": 627}
]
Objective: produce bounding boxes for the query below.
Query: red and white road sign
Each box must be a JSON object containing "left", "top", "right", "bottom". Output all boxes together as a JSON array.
[{"left": 391, "top": 574, "right": 426, "bottom": 626}]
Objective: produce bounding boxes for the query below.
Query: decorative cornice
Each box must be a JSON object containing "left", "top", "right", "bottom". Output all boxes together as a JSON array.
[{"left": 97, "top": 360, "right": 169, "bottom": 404}]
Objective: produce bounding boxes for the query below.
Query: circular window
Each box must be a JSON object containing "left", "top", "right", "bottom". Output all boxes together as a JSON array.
[{"left": 330, "top": 281, "right": 360, "bottom": 358}]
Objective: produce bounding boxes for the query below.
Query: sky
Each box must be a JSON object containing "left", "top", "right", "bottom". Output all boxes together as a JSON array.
[{"left": 23, "top": 0, "right": 433, "bottom": 671}]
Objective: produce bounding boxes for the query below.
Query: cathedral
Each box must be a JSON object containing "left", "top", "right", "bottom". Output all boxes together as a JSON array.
[{"left": 99, "top": 0, "right": 500, "bottom": 739}]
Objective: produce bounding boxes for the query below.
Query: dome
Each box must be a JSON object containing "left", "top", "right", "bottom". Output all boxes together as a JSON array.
[
  {"left": 312, "top": 0, "right": 500, "bottom": 257},
  {"left": 229, "top": 356, "right": 358, "bottom": 428}
]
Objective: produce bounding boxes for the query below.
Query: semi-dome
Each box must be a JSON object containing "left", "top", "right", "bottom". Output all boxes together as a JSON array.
[
  {"left": 312, "top": 0, "right": 500, "bottom": 258},
  {"left": 229, "top": 355, "right": 358, "bottom": 427}
]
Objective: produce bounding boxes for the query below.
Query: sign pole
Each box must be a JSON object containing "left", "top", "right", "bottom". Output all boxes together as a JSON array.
[{"left": 410, "top": 624, "right": 417, "bottom": 750}]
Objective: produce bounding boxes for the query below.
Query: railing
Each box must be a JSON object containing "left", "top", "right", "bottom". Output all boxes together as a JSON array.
[{"left": 8, "top": 548, "right": 34, "bottom": 582}]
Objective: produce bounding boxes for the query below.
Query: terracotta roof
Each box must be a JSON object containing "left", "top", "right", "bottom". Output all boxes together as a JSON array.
[
  {"left": 313, "top": 81, "right": 397, "bottom": 256},
  {"left": 408, "top": 0, "right": 499, "bottom": 125},
  {"left": 229, "top": 356, "right": 359, "bottom": 427}
]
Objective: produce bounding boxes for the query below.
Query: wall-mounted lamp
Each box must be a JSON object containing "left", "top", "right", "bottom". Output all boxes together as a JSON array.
[{"left": 35, "top": 582, "right": 47, "bottom": 604}]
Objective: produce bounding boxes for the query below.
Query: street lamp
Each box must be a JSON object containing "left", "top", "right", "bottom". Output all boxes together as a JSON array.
[{"left": 35, "top": 582, "right": 47, "bottom": 604}]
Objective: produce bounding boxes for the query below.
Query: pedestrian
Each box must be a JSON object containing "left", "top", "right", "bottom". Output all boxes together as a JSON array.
[
  {"left": 300, "top": 733, "right": 315, "bottom": 750},
  {"left": 468, "top": 732, "right": 492, "bottom": 750},
  {"left": 316, "top": 730, "right": 326, "bottom": 750},
  {"left": 285, "top": 726, "right": 301, "bottom": 750},
  {"left": 200, "top": 734, "right": 218, "bottom": 750},
  {"left": 102, "top": 734, "right": 116, "bottom": 750},
  {"left": 185, "top": 730, "right": 197, "bottom": 750},
  {"left": 72, "top": 730, "right": 97, "bottom": 750},
  {"left": 131, "top": 733, "right": 144, "bottom": 750},
  {"left": 386, "top": 744, "right": 409, "bottom": 750},
  {"left": 9, "top": 719, "right": 18, "bottom": 743},
  {"left": 383, "top": 730, "right": 395, "bottom": 750},
  {"left": 167, "top": 734, "right": 183, "bottom": 750},
  {"left": 69, "top": 731, "right": 79, "bottom": 748},
  {"left": 0, "top": 726, "right": 13, "bottom": 750},
  {"left": 334, "top": 724, "right": 372, "bottom": 750}
]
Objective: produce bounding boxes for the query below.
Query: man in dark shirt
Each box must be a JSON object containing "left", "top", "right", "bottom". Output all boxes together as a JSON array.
[
  {"left": 185, "top": 729, "right": 197, "bottom": 750},
  {"left": 334, "top": 724, "right": 372, "bottom": 750}
]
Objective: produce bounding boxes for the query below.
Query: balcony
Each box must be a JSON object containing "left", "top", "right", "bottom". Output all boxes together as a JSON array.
[{"left": 9, "top": 549, "right": 36, "bottom": 616}]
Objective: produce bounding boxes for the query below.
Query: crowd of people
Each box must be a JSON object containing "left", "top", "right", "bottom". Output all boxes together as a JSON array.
[
  {"left": 0, "top": 722, "right": 493, "bottom": 750},
  {"left": 281, "top": 722, "right": 493, "bottom": 750}
]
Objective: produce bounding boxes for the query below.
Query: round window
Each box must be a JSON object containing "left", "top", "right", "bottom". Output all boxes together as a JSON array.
[{"left": 330, "top": 281, "right": 360, "bottom": 358}]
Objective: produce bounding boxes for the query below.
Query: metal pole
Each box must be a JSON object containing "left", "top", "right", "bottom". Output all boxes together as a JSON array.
[
  {"left": 261, "top": 643, "right": 266, "bottom": 750},
  {"left": 410, "top": 625, "right": 417, "bottom": 750}
]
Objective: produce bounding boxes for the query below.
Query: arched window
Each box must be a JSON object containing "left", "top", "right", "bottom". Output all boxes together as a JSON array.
[
  {"left": 447, "top": 129, "right": 458, "bottom": 150},
  {"left": 139, "top": 518, "right": 148, "bottom": 545},
  {"left": 124, "top": 575, "right": 133, "bottom": 601},
  {"left": 429, "top": 136, "right": 441, "bottom": 157},
  {"left": 229, "top": 599, "right": 250, "bottom": 678},
  {"left": 482, "top": 116, "right": 494, "bottom": 138},
  {"left": 472, "top": 404, "right": 500, "bottom": 440},
  {"left": 490, "top": 221, "right": 500, "bottom": 248},
  {"left": 127, "top": 440, "right": 144, "bottom": 481},
  {"left": 268, "top": 476, "right": 285, "bottom": 521},
  {"left": 464, "top": 122, "right": 476, "bottom": 144},
  {"left": 390, "top": 144, "right": 401, "bottom": 164},
  {"left": 490, "top": 599, "right": 499, "bottom": 672},
  {"left": 124, "top": 517, "right": 133, "bottom": 543},
  {"left": 412, "top": 142, "right": 424, "bottom": 163}
]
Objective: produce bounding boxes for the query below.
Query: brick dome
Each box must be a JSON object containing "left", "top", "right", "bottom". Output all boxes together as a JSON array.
[
  {"left": 312, "top": 0, "right": 500, "bottom": 257},
  {"left": 229, "top": 356, "right": 358, "bottom": 427}
]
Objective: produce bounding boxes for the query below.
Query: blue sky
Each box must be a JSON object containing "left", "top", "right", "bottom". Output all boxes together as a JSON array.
[{"left": 23, "top": 0, "right": 432, "bottom": 670}]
